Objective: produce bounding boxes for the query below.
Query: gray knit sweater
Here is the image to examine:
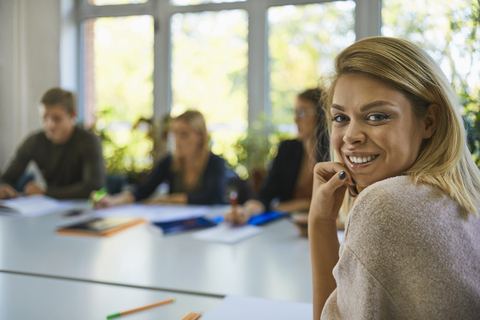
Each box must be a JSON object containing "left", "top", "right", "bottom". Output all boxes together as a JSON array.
[{"left": 322, "top": 176, "right": 480, "bottom": 319}]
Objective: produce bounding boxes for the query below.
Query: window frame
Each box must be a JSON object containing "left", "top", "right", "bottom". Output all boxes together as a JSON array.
[{"left": 75, "top": 0, "right": 381, "bottom": 126}]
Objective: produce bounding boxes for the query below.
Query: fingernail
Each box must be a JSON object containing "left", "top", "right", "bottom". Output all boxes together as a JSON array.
[
  {"left": 339, "top": 171, "right": 346, "bottom": 180},
  {"left": 353, "top": 185, "right": 359, "bottom": 194}
]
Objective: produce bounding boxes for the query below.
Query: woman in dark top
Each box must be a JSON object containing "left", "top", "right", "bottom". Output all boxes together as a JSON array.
[
  {"left": 226, "top": 88, "right": 329, "bottom": 224},
  {"left": 93, "top": 110, "right": 225, "bottom": 207}
]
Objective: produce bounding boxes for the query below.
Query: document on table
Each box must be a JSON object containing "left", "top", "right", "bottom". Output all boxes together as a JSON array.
[
  {"left": 192, "top": 224, "right": 262, "bottom": 244},
  {"left": 94, "top": 204, "right": 210, "bottom": 222},
  {"left": 201, "top": 295, "right": 313, "bottom": 320},
  {"left": 0, "top": 195, "right": 72, "bottom": 217}
]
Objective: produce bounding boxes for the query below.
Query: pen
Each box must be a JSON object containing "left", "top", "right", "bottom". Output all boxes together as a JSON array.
[
  {"left": 229, "top": 190, "right": 238, "bottom": 213},
  {"left": 89, "top": 188, "right": 107, "bottom": 206},
  {"left": 180, "top": 312, "right": 202, "bottom": 320},
  {"left": 106, "top": 298, "right": 175, "bottom": 319}
]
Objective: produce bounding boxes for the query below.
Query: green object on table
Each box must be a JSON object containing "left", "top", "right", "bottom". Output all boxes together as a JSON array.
[
  {"left": 88, "top": 188, "right": 107, "bottom": 206},
  {"left": 106, "top": 312, "right": 121, "bottom": 319}
]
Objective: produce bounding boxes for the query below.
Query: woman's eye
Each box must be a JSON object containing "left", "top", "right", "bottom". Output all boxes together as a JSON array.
[
  {"left": 367, "top": 113, "right": 390, "bottom": 121},
  {"left": 332, "top": 115, "right": 349, "bottom": 122}
]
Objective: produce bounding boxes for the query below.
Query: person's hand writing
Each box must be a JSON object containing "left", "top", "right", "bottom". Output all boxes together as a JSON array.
[
  {"left": 0, "top": 184, "right": 18, "bottom": 199},
  {"left": 90, "top": 190, "right": 135, "bottom": 209},
  {"left": 224, "top": 199, "right": 265, "bottom": 225},
  {"left": 23, "top": 182, "right": 45, "bottom": 196}
]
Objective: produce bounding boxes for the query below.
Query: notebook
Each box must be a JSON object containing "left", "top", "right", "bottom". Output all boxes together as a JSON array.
[{"left": 56, "top": 217, "right": 147, "bottom": 237}]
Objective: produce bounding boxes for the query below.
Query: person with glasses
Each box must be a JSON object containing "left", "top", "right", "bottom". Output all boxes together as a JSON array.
[
  {"left": 226, "top": 88, "right": 329, "bottom": 224},
  {"left": 92, "top": 110, "right": 226, "bottom": 207}
]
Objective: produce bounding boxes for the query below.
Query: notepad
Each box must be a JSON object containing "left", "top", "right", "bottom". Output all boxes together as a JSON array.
[
  {"left": 0, "top": 195, "right": 72, "bottom": 216},
  {"left": 200, "top": 295, "right": 313, "bottom": 320},
  {"left": 192, "top": 224, "right": 262, "bottom": 244},
  {"left": 57, "top": 217, "right": 147, "bottom": 237}
]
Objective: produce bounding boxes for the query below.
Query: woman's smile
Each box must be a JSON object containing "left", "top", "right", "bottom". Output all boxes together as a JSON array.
[{"left": 343, "top": 152, "right": 379, "bottom": 168}]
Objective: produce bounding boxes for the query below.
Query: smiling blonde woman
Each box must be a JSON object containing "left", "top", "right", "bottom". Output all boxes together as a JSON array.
[{"left": 309, "top": 37, "right": 480, "bottom": 319}]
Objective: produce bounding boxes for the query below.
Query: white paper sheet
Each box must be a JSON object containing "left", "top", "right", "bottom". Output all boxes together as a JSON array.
[
  {"left": 0, "top": 195, "right": 72, "bottom": 217},
  {"left": 192, "top": 224, "right": 262, "bottom": 244},
  {"left": 94, "top": 204, "right": 210, "bottom": 222},
  {"left": 201, "top": 295, "right": 313, "bottom": 320}
]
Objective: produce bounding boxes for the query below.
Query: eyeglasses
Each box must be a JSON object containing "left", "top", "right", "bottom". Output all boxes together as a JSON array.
[{"left": 294, "top": 109, "right": 316, "bottom": 118}]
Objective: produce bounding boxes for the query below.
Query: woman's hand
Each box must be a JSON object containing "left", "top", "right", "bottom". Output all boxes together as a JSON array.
[
  {"left": 23, "top": 182, "right": 45, "bottom": 196},
  {"left": 91, "top": 191, "right": 134, "bottom": 209},
  {"left": 308, "top": 161, "right": 356, "bottom": 320},
  {"left": 224, "top": 199, "right": 265, "bottom": 225},
  {"left": 0, "top": 184, "right": 18, "bottom": 199},
  {"left": 309, "top": 162, "right": 356, "bottom": 223}
]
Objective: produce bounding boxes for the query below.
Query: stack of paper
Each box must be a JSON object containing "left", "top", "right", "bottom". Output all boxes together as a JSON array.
[
  {"left": 201, "top": 295, "right": 313, "bottom": 320},
  {"left": 0, "top": 195, "right": 71, "bottom": 217}
]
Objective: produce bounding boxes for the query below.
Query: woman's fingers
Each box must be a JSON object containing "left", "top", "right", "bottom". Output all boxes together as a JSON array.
[{"left": 313, "top": 162, "right": 356, "bottom": 190}]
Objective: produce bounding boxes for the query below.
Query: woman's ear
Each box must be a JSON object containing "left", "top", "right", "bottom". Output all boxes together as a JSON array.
[{"left": 422, "top": 103, "right": 440, "bottom": 139}]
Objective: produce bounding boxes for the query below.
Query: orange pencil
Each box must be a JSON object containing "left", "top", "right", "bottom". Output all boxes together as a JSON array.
[
  {"left": 181, "top": 312, "right": 202, "bottom": 320},
  {"left": 107, "top": 298, "right": 175, "bottom": 318}
]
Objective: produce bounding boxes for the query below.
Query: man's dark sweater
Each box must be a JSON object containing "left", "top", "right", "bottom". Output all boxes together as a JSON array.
[{"left": 1, "top": 126, "right": 105, "bottom": 199}]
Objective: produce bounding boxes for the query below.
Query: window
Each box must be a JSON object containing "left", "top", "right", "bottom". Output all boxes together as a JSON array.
[
  {"left": 83, "top": 15, "right": 154, "bottom": 174},
  {"left": 88, "top": 0, "right": 148, "bottom": 5},
  {"left": 78, "top": 0, "right": 377, "bottom": 176},
  {"left": 268, "top": 2, "right": 356, "bottom": 131},
  {"left": 170, "top": 9, "right": 248, "bottom": 156},
  {"left": 171, "top": 0, "right": 245, "bottom": 5},
  {"left": 382, "top": 0, "right": 480, "bottom": 88}
]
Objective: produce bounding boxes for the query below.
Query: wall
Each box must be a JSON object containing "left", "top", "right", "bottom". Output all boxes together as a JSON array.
[{"left": 0, "top": 0, "right": 62, "bottom": 169}]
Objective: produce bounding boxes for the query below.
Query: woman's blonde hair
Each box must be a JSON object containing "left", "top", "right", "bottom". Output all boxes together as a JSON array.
[
  {"left": 172, "top": 110, "right": 210, "bottom": 172},
  {"left": 325, "top": 36, "right": 480, "bottom": 216}
]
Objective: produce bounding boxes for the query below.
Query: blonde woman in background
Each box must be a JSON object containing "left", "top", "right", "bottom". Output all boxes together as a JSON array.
[
  {"left": 93, "top": 110, "right": 226, "bottom": 207},
  {"left": 309, "top": 37, "right": 480, "bottom": 319}
]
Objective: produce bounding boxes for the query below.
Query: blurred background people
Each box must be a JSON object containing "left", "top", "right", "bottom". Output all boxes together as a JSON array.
[
  {"left": 93, "top": 110, "right": 226, "bottom": 208},
  {"left": 226, "top": 88, "right": 329, "bottom": 224},
  {"left": 0, "top": 87, "right": 105, "bottom": 199}
]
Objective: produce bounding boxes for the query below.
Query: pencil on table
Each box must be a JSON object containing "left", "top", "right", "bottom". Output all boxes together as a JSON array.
[
  {"left": 106, "top": 298, "right": 175, "bottom": 319},
  {"left": 180, "top": 312, "right": 202, "bottom": 320}
]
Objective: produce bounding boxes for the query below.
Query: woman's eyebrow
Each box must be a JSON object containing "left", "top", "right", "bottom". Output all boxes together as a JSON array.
[
  {"left": 360, "top": 100, "right": 394, "bottom": 112},
  {"left": 330, "top": 101, "right": 394, "bottom": 112},
  {"left": 330, "top": 104, "right": 344, "bottom": 111}
]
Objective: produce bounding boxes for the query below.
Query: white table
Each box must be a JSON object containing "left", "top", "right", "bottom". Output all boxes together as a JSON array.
[
  {"left": 0, "top": 271, "right": 221, "bottom": 320},
  {"left": 0, "top": 204, "right": 313, "bottom": 302}
]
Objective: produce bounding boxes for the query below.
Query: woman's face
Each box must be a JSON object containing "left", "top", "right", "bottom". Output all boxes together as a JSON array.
[
  {"left": 294, "top": 98, "right": 317, "bottom": 141},
  {"left": 331, "top": 73, "right": 430, "bottom": 188},
  {"left": 172, "top": 119, "right": 203, "bottom": 158}
]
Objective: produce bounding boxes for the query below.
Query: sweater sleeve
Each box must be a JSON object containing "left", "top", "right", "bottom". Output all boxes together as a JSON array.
[
  {"left": 1, "top": 134, "right": 37, "bottom": 187},
  {"left": 131, "top": 155, "right": 172, "bottom": 201},
  {"left": 187, "top": 154, "right": 226, "bottom": 205},
  {"left": 45, "top": 132, "right": 105, "bottom": 199},
  {"left": 321, "top": 244, "right": 407, "bottom": 320}
]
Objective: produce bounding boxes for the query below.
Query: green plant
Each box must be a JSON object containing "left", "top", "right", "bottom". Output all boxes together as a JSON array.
[{"left": 230, "top": 114, "right": 292, "bottom": 189}]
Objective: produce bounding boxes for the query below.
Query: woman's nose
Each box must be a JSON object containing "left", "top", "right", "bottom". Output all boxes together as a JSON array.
[{"left": 343, "top": 120, "right": 366, "bottom": 145}]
